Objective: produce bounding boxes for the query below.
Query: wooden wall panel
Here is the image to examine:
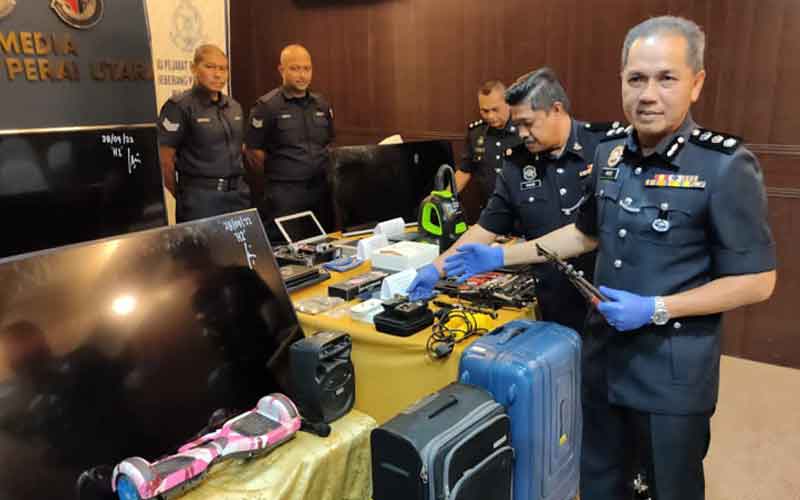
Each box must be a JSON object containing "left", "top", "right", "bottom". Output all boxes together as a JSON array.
[
  {"left": 722, "top": 149, "right": 800, "bottom": 367},
  {"left": 231, "top": 0, "right": 800, "bottom": 368},
  {"left": 232, "top": 0, "right": 800, "bottom": 145}
]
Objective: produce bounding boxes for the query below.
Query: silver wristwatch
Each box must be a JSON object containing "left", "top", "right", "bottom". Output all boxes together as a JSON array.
[{"left": 651, "top": 296, "right": 670, "bottom": 325}]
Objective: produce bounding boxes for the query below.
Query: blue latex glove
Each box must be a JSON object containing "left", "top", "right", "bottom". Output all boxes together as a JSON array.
[
  {"left": 406, "top": 264, "right": 440, "bottom": 301},
  {"left": 596, "top": 286, "right": 655, "bottom": 332},
  {"left": 442, "top": 243, "right": 504, "bottom": 283}
]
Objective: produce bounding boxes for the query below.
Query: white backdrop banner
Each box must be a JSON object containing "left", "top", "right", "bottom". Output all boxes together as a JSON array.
[{"left": 145, "top": 0, "right": 231, "bottom": 108}]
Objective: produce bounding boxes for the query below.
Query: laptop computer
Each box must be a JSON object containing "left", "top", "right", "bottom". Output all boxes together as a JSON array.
[{"left": 274, "top": 210, "right": 338, "bottom": 248}]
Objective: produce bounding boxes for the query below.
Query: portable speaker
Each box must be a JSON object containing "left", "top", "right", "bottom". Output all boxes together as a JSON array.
[{"left": 289, "top": 331, "right": 355, "bottom": 423}]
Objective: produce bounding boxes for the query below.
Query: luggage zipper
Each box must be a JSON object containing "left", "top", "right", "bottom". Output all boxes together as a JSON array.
[
  {"left": 447, "top": 445, "right": 515, "bottom": 500},
  {"left": 443, "top": 413, "right": 510, "bottom": 499},
  {"left": 419, "top": 400, "right": 502, "bottom": 499}
]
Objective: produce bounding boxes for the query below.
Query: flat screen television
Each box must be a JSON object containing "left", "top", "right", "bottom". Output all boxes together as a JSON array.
[
  {"left": 0, "top": 209, "right": 302, "bottom": 499},
  {"left": 329, "top": 140, "right": 454, "bottom": 232},
  {"left": 0, "top": 126, "right": 166, "bottom": 259}
]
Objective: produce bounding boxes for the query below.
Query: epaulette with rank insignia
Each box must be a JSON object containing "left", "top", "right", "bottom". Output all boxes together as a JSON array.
[
  {"left": 689, "top": 128, "right": 742, "bottom": 155},
  {"left": 600, "top": 123, "right": 633, "bottom": 142},
  {"left": 468, "top": 119, "right": 485, "bottom": 130},
  {"left": 583, "top": 121, "right": 623, "bottom": 132}
]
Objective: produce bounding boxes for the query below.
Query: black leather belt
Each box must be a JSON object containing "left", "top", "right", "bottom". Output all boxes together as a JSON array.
[
  {"left": 265, "top": 175, "right": 327, "bottom": 189},
  {"left": 178, "top": 174, "right": 241, "bottom": 192}
]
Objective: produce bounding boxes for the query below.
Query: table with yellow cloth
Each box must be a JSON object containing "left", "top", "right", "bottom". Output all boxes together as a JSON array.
[
  {"left": 291, "top": 259, "right": 534, "bottom": 424},
  {"left": 181, "top": 409, "right": 376, "bottom": 500}
]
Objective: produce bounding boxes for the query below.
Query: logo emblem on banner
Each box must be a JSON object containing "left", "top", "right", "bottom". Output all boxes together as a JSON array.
[
  {"left": 170, "top": 0, "right": 204, "bottom": 53},
  {"left": 0, "top": 0, "right": 17, "bottom": 20},
  {"left": 51, "top": 0, "right": 104, "bottom": 29}
]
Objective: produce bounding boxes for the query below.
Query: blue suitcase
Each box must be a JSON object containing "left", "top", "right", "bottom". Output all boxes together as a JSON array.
[{"left": 459, "top": 320, "right": 582, "bottom": 500}]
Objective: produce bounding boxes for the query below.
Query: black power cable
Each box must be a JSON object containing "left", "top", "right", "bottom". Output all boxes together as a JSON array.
[{"left": 426, "top": 306, "right": 490, "bottom": 359}]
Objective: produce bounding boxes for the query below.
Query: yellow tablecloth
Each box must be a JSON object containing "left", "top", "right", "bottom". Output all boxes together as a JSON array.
[
  {"left": 182, "top": 410, "right": 376, "bottom": 500},
  {"left": 292, "top": 260, "right": 534, "bottom": 424}
]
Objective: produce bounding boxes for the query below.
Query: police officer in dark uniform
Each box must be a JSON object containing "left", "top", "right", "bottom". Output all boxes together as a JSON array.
[
  {"left": 245, "top": 44, "right": 334, "bottom": 242},
  {"left": 455, "top": 81, "right": 522, "bottom": 212},
  {"left": 158, "top": 44, "right": 249, "bottom": 223},
  {"left": 408, "top": 68, "right": 613, "bottom": 334},
  {"left": 440, "top": 17, "right": 776, "bottom": 500}
]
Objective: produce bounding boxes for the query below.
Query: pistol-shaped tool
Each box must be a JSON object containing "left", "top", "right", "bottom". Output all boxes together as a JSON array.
[{"left": 536, "top": 244, "right": 608, "bottom": 306}]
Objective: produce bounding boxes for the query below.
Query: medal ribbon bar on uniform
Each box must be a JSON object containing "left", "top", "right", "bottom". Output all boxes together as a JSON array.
[{"left": 644, "top": 174, "right": 706, "bottom": 189}]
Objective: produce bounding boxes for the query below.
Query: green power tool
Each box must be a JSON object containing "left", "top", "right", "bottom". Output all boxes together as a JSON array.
[{"left": 418, "top": 164, "right": 468, "bottom": 252}]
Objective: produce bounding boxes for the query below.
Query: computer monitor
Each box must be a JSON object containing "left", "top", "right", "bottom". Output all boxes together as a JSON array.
[
  {"left": 0, "top": 126, "right": 166, "bottom": 259},
  {"left": 329, "top": 140, "right": 454, "bottom": 232},
  {"left": 0, "top": 210, "right": 302, "bottom": 499}
]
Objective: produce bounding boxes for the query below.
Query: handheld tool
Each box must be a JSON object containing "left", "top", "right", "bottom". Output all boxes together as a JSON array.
[{"left": 536, "top": 243, "right": 608, "bottom": 306}]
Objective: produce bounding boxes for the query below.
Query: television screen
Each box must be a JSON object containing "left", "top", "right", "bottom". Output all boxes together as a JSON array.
[
  {"left": 0, "top": 126, "right": 166, "bottom": 259},
  {"left": 0, "top": 209, "right": 302, "bottom": 499},
  {"left": 329, "top": 140, "right": 454, "bottom": 231}
]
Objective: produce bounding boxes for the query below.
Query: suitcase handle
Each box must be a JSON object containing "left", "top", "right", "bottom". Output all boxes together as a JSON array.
[
  {"left": 493, "top": 325, "right": 526, "bottom": 345},
  {"left": 426, "top": 395, "right": 458, "bottom": 419}
]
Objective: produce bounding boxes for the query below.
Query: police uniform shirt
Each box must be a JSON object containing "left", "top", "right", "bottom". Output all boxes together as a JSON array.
[
  {"left": 245, "top": 88, "right": 334, "bottom": 182},
  {"left": 158, "top": 86, "right": 245, "bottom": 179},
  {"left": 478, "top": 118, "right": 610, "bottom": 331},
  {"left": 576, "top": 116, "right": 776, "bottom": 415},
  {"left": 460, "top": 118, "right": 522, "bottom": 198},
  {"left": 479, "top": 118, "right": 609, "bottom": 239}
]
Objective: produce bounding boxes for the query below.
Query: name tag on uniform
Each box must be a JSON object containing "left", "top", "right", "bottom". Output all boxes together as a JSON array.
[
  {"left": 315, "top": 111, "right": 326, "bottom": 117},
  {"left": 196, "top": 117, "right": 211, "bottom": 123},
  {"left": 234, "top": 115, "right": 242, "bottom": 120},
  {"left": 600, "top": 167, "right": 619, "bottom": 181},
  {"left": 520, "top": 180, "right": 542, "bottom": 190},
  {"left": 279, "top": 113, "right": 292, "bottom": 119},
  {"left": 645, "top": 174, "right": 706, "bottom": 189},
  {"left": 473, "top": 146, "right": 486, "bottom": 154}
]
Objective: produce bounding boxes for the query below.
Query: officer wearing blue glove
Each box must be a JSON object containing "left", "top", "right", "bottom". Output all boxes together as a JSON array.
[
  {"left": 407, "top": 264, "right": 441, "bottom": 301},
  {"left": 447, "top": 16, "right": 777, "bottom": 500},
  {"left": 595, "top": 286, "right": 655, "bottom": 332},
  {"left": 407, "top": 69, "right": 614, "bottom": 333}
]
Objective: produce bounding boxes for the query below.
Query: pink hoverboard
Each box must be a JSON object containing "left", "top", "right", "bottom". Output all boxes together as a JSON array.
[{"left": 112, "top": 393, "right": 301, "bottom": 500}]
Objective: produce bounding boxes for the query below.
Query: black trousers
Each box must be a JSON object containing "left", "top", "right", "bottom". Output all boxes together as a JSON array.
[
  {"left": 175, "top": 179, "right": 250, "bottom": 223},
  {"left": 581, "top": 400, "right": 712, "bottom": 500}
]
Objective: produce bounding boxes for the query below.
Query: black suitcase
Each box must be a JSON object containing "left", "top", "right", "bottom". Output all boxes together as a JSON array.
[{"left": 371, "top": 383, "right": 513, "bottom": 500}]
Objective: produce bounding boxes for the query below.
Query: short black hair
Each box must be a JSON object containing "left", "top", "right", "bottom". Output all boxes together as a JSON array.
[
  {"left": 478, "top": 80, "right": 506, "bottom": 96},
  {"left": 505, "top": 67, "right": 570, "bottom": 113},
  {"left": 193, "top": 44, "right": 227, "bottom": 65}
]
